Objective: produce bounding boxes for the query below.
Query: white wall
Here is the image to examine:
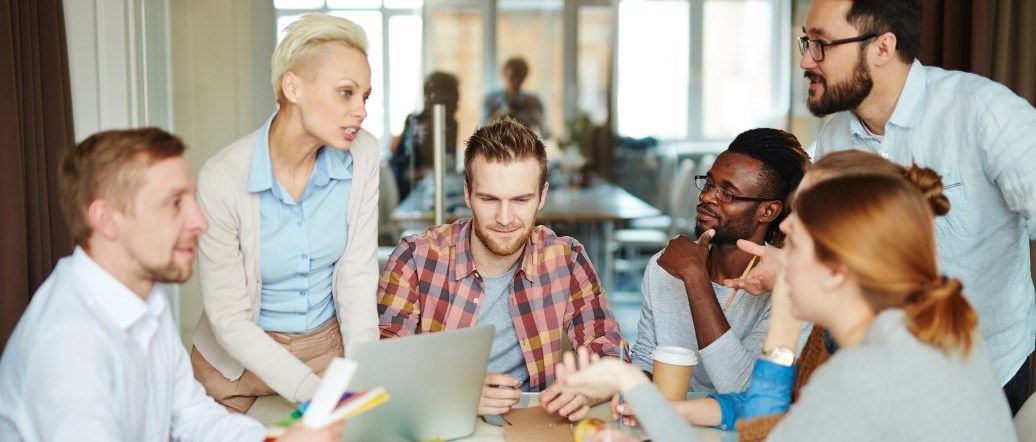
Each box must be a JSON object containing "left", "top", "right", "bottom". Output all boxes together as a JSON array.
[
  {"left": 170, "top": 0, "right": 276, "bottom": 342},
  {"left": 64, "top": 0, "right": 275, "bottom": 343},
  {"left": 63, "top": 0, "right": 182, "bottom": 321},
  {"left": 64, "top": 0, "right": 173, "bottom": 140}
]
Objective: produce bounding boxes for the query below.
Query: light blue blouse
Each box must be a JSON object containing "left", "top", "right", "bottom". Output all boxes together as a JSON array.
[{"left": 248, "top": 114, "right": 352, "bottom": 333}]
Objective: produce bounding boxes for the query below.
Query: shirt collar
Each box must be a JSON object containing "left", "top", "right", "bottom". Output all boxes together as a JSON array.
[
  {"left": 888, "top": 59, "right": 926, "bottom": 129},
  {"left": 71, "top": 247, "right": 166, "bottom": 333},
  {"left": 247, "top": 112, "right": 354, "bottom": 193},
  {"left": 453, "top": 219, "right": 540, "bottom": 283},
  {"left": 247, "top": 112, "right": 278, "bottom": 193},
  {"left": 851, "top": 59, "right": 926, "bottom": 138}
]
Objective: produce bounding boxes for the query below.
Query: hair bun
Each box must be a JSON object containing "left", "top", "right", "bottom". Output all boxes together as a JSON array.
[
  {"left": 904, "top": 165, "right": 950, "bottom": 216},
  {"left": 913, "top": 275, "right": 959, "bottom": 301}
]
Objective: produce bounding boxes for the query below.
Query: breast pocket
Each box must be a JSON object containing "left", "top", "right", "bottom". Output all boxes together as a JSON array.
[{"left": 934, "top": 171, "right": 968, "bottom": 237}]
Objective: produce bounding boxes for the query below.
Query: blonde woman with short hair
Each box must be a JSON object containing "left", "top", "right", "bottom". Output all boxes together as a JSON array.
[{"left": 190, "top": 13, "right": 380, "bottom": 412}]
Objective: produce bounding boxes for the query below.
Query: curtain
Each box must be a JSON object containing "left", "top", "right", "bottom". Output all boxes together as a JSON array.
[
  {"left": 0, "top": 0, "right": 75, "bottom": 349},
  {"left": 920, "top": 0, "right": 1036, "bottom": 104}
]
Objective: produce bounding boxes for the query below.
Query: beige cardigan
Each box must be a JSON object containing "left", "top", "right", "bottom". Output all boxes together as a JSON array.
[{"left": 192, "top": 127, "right": 380, "bottom": 402}]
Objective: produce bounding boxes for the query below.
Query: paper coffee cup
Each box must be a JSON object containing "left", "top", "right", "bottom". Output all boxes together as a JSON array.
[{"left": 652, "top": 346, "right": 698, "bottom": 401}]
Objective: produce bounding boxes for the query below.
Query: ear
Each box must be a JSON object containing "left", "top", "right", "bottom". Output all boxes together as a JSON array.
[
  {"left": 282, "top": 71, "right": 302, "bottom": 104},
  {"left": 870, "top": 32, "right": 899, "bottom": 67},
  {"left": 821, "top": 262, "right": 850, "bottom": 292},
  {"left": 758, "top": 200, "right": 783, "bottom": 225},
  {"left": 87, "top": 199, "right": 119, "bottom": 241},
  {"left": 536, "top": 181, "right": 549, "bottom": 210}
]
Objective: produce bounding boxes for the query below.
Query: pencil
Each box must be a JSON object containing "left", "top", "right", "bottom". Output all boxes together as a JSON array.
[{"left": 723, "top": 255, "right": 759, "bottom": 310}]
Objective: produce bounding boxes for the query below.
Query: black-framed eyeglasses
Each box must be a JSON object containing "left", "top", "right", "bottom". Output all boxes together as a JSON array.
[
  {"left": 798, "top": 33, "right": 877, "bottom": 62},
  {"left": 694, "top": 175, "right": 776, "bottom": 204}
]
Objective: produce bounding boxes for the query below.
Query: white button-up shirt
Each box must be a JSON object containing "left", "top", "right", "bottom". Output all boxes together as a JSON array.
[
  {"left": 815, "top": 60, "right": 1036, "bottom": 385},
  {"left": 0, "top": 248, "right": 266, "bottom": 441}
]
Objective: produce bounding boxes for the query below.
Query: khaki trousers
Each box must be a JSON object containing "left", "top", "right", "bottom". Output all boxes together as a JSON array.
[{"left": 190, "top": 318, "right": 344, "bottom": 413}]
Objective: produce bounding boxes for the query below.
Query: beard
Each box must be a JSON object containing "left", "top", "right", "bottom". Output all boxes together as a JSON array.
[
  {"left": 473, "top": 218, "right": 532, "bottom": 257},
  {"left": 695, "top": 203, "right": 760, "bottom": 245},
  {"left": 805, "top": 55, "right": 873, "bottom": 117},
  {"left": 144, "top": 260, "right": 193, "bottom": 284},
  {"left": 140, "top": 240, "right": 197, "bottom": 284}
]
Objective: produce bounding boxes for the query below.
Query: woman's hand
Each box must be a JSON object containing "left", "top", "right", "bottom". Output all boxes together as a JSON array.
[
  {"left": 722, "top": 240, "right": 781, "bottom": 295},
  {"left": 556, "top": 347, "right": 649, "bottom": 400}
]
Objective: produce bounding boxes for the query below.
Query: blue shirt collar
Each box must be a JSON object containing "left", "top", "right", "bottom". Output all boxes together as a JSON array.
[
  {"left": 851, "top": 59, "right": 926, "bottom": 138},
  {"left": 247, "top": 112, "right": 354, "bottom": 194},
  {"left": 888, "top": 59, "right": 926, "bottom": 129}
]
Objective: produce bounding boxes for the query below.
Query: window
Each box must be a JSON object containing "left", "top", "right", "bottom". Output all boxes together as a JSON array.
[
  {"left": 273, "top": 0, "right": 790, "bottom": 146},
  {"left": 616, "top": 0, "right": 690, "bottom": 139},
  {"left": 616, "top": 0, "right": 789, "bottom": 140}
]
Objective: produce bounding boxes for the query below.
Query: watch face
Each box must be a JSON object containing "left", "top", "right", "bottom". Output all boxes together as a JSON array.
[{"left": 767, "top": 347, "right": 795, "bottom": 366}]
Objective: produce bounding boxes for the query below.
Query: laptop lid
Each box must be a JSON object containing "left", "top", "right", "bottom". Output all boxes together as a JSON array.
[{"left": 343, "top": 325, "right": 494, "bottom": 441}]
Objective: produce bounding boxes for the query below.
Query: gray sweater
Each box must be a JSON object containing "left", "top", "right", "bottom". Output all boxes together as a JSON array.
[
  {"left": 626, "top": 309, "right": 1017, "bottom": 442},
  {"left": 631, "top": 253, "right": 771, "bottom": 393}
]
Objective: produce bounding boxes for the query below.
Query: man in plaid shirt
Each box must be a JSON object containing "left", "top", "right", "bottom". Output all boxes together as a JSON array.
[{"left": 378, "top": 117, "right": 625, "bottom": 421}]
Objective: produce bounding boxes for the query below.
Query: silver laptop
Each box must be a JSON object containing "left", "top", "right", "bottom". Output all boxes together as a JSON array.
[{"left": 343, "top": 325, "right": 494, "bottom": 441}]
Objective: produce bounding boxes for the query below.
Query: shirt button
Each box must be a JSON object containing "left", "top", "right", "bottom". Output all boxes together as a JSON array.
[
  {"left": 473, "top": 298, "right": 480, "bottom": 304},
  {"left": 300, "top": 290, "right": 306, "bottom": 296},
  {"left": 301, "top": 254, "right": 308, "bottom": 260},
  {"left": 880, "top": 152, "right": 889, "bottom": 159}
]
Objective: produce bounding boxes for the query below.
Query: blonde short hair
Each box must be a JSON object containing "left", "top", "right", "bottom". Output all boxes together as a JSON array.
[{"left": 271, "top": 13, "right": 368, "bottom": 105}]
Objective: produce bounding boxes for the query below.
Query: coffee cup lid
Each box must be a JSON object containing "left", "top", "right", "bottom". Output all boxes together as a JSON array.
[{"left": 653, "top": 346, "right": 699, "bottom": 366}]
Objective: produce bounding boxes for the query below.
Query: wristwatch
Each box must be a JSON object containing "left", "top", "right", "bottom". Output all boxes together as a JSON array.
[{"left": 763, "top": 346, "right": 795, "bottom": 367}]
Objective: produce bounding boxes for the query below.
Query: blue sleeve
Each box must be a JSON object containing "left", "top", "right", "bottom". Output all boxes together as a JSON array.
[
  {"left": 706, "top": 391, "right": 748, "bottom": 430},
  {"left": 741, "top": 359, "right": 795, "bottom": 418},
  {"left": 707, "top": 359, "right": 796, "bottom": 430}
]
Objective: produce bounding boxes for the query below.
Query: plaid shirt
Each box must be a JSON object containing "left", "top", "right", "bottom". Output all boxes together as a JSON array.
[{"left": 378, "top": 219, "right": 626, "bottom": 392}]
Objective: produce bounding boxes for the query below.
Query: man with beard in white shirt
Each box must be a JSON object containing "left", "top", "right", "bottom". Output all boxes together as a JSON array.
[{"left": 0, "top": 128, "right": 341, "bottom": 441}]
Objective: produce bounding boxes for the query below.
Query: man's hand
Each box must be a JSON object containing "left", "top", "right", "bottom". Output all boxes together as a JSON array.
[
  {"left": 540, "top": 380, "right": 590, "bottom": 421},
  {"left": 721, "top": 239, "right": 779, "bottom": 295},
  {"left": 658, "top": 230, "right": 714, "bottom": 282},
  {"left": 610, "top": 393, "right": 637, "bottom": 427},
  {"left": 478, "top": 373, "right": 521, "bottom": 416}
]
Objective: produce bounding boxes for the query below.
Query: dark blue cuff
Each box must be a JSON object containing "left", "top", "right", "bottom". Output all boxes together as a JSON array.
[{"left": 741, "top": 358, "right": 796, "bottom": 419}]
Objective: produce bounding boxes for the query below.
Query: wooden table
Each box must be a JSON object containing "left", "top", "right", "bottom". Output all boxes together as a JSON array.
[
  {"left": 248, "top": 392, "right": 734, "bottom": 441},
  {"left": 391, "top": 176, "right": 662, "bottom": 289}
]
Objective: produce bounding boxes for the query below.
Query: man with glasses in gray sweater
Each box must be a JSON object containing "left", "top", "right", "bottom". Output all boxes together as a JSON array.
[{"left": 631, "top": 128, "right": 810, "bottom": 394}]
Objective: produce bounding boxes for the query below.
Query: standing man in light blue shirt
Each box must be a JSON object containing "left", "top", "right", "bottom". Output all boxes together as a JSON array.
[{"left": 801, "top": 0, "right": 1036, "bottom": 414}]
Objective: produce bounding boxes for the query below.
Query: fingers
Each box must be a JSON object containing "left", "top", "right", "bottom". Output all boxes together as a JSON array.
[
  {"left": 611, "top": 394, "right": 621, "bottom": 420},
  {"left": 558, "top": 394, "right": 588, "bottom": 417},
  {"left": 479, "top": 384, "right": 520, "bottom": 416},
  {"left": 480, "top": 373, "right": 521, "bottom": 416},
  {"left": 696, "top": 229, "right": 715, "bottom": 246},
  {"left": 324, "top": 421, "right": 345, "bottom": 440},
  {"left": 480, "top": 387, "right": 522, "bottom": 405},
  {"left": 484, "top": 373, "right": 520, "bottom": 389},
  {"left": 577, "top": 346, "right": 592, "bottom": 369},
  {"left": 736, "top": 238, "right": 769, "bottom": 257},
  {"left": 478, "top": 401, "right": 514, "bottom": 416},
  {"left": 543, "top": 390, "right": 575, "bottom": 414},
  {"left": 539, "top": 381, "right": 562, "bottom": 405},
  {"left": 563, "top": 400, "right": 591, "bottom": 421},
  {"left": 616, "top": 402, "right": 637, "bottom": 426}
]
